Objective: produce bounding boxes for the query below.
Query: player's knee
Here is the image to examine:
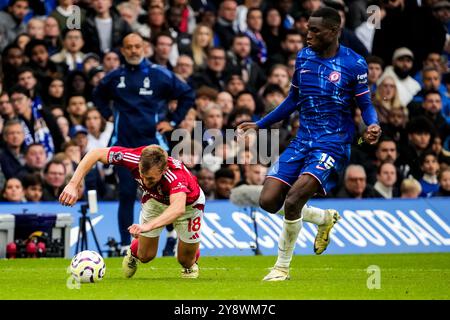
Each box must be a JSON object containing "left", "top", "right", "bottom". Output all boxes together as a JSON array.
[{"left": 259, "top": 197, "right": 281, "bottom": 214}]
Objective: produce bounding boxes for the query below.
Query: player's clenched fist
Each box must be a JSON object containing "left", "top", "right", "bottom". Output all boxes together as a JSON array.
[
  {"left": 59, "top": 183, "right": 79, "bottom": 207},
  {"left": 363, "top": 124, "right": 382, "bottom": 145}
]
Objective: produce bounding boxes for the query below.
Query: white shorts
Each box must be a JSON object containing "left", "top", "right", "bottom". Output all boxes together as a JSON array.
[{"left": 139, "top": 190, "right": 205, "bottom": 244}]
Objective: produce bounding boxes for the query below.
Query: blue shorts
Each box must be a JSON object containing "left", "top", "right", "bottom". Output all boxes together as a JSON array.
[{"left": 267, "top": 141, "right": 351, "bottom": 195}]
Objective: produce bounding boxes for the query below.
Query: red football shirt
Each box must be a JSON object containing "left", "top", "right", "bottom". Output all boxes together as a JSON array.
[{"left": 107, "top": 146, "right": 201, "bottom": 205}]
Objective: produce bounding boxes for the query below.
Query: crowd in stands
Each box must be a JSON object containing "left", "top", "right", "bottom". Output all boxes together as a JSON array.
[{"left": 1, "top": 0, "right": 450, "bottom": 203}]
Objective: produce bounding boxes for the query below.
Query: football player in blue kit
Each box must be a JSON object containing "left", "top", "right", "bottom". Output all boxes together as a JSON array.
[{"left": 238, "top": 7, "right": 381, "bottom": 281}]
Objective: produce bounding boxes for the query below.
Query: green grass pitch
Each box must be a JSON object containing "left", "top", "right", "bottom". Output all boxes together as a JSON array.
[{"left": 0, "top": 253, "right": 449, "bottom": 300}]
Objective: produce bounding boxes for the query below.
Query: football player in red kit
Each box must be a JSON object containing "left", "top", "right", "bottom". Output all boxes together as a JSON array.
[{"left": 59, "top": 145, "right": 204, "bottom": 278}]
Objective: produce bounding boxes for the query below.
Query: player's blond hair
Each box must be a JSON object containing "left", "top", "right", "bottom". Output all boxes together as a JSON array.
[{"left": 139, "top": 145, "right": 168, "bottom": 173}]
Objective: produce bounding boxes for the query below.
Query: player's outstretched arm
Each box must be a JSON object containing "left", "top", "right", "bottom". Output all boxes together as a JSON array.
[
  {"left": 59, "top": 148, "right": 110, "bottom": 207},
  {"left": 252, "top": 86, "right": 299, "bottom": 129},
  {"left": 128, "top": 192, "right": 187, "bottom": 237}
]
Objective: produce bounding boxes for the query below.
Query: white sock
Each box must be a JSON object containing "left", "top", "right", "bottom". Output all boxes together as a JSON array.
[
  {"left": 277, "top": 204, "right": 326, "bottom": 226},
  {"left": 274, "top": 217, "right": 303, "bottom": 269},
  {"left": 167, "top": 230, "right": 177, "bottom": 238},
  {"left": 301, "top": 205, "right": 326, "bottom": 225}
]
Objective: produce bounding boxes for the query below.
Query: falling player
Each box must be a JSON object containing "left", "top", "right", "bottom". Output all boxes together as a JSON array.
[
  {"left": 59, "top": 145, "right": 204, "bottom": 278},
  {"left": 238, "top": 7, "right": 381, "bottom": 281}
]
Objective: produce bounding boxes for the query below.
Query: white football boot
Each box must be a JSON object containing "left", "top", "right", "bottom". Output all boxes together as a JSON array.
[
  {"left": 262, "top": 267, "right": 290, "bottom": 281},
  {"left": 181, "top": 263, "right": 199, "bottom": 279}
]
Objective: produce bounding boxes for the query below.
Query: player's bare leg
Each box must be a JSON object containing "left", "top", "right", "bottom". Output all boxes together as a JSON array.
[
  {"left": 122, "top": 236, "right": 159, "bottom": 278},
  {"left": 177, "top": 240, "right": 200, "bottom": 278},
  {"left": 263, "top": 174, "right": 319, "bottom": 281},
  {"left": 259, "top": 178, "right": 290, "bottom": 214}
]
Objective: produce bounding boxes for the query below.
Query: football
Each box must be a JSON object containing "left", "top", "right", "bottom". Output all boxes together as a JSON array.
[{"left": 70, "top": 250, "right": 106, "bottom": 283}]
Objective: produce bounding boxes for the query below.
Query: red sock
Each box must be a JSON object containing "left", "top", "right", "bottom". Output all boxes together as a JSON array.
[
  {"left": 130, "top": 238, "right": 139, "bottom": 257},
  {"left": 195, "top": 248, "right": 200, "bottom": 263}
]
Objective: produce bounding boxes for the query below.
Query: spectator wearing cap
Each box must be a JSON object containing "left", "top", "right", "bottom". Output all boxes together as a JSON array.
[
  {"left": 8, "top": 85, "right": 64, "bottom": 158},
  {"left": 397, "top": 116, "right": 436, "bottom": 180},
  {"left": 49, "top": 0, "right": 86, "bottom": 33},
  {"left": 0, "top": 0, "right": 29, "bottom": 51},
  {"left": 69, "top": 124, "right": 88, "bottom": 157},
  {"left": 81, "top": 0, "right": 132, "bottom": 55},
  {"left": 88, "top": 65, "right": 105, "bottom": 88},
  {"left": 50, "top": 28, "right": 85, "bottom": 71},
  {"left": 381, "top": 47, "right": 421, "bottom": 106},
  {"left": 82, "top": 52, "right": 101, "bottom": 75},
  {"left": 193, "top": 47, "right": 229, "bottom": 91}
]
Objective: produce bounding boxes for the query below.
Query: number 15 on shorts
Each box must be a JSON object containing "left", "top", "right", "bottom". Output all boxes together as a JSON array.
[{"left": 319, "top": 153, "right": 335, "bottom": 169}]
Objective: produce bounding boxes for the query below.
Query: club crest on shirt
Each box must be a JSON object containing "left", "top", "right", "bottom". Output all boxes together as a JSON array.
[
  {"left": 139, "top": 77, "right": 153, "bottom": 95},
  {"left": 109, "top": 151, "right": 123, "bottom": 163},
  {"left": 117, "top": 76, "right": 126, "bottom": 88},
  {"left": 328, "top": 71, "right": 341, "bottom": 83}
]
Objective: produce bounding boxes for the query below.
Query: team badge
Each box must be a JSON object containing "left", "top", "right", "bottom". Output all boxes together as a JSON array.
[
  {"left": 117, "top": 76, "right": 126, "bottom": 88},
  {"left": 328, "top": 71, "right": 341, "bottom": 83},
  {"left": 109, "top": 151, "right": 123, "bottom": 163},
  {"left": 143, "top": 77, "right": 150, "bottom": 88}
]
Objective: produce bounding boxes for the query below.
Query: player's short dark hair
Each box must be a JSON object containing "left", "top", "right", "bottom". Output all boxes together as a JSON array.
[
  {"left": 377, "top": 135, "right": 396, "bottom": 147},
  {"left": 21, "top": 173, "right": 43, "bottom": 189},
  {"left": 8, "top": 84, "right": 31, "bottom": 98},
  {"left": 366, "top": 55, "right": 384, "bottom": 68},
  {"left": 207, "top": 46, "right": 226, "bottom": 57},
  {"left": 8, "top": 0, "right": 28, "bottom": 6},
  {"left": 214, "top": 168, "right": 235, "bottom": 181},
  {"left": 310, "top": 7, "right": 341, "bottom": 29}
]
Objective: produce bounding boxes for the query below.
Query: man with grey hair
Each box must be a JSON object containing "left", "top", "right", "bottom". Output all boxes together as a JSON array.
[{"left": 336, "top": 164, "right": 379, "bottom": 198}]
